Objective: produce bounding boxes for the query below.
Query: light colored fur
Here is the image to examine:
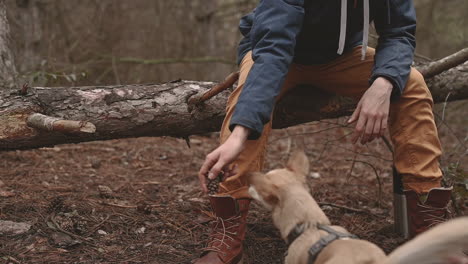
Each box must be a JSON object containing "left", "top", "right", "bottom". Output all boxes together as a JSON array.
[
  {"left": 385, "top": 217, "right": 468, "bottom": 264},
  {"left": 248, "top": 150, "right": 468, "bottom": 264}
]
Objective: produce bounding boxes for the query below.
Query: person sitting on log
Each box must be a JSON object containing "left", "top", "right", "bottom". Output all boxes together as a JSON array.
[{"left": 195, "top": 1, "right": 451, "bottom": 263}]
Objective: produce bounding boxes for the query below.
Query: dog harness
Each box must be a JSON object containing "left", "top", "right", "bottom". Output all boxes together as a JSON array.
[{"left": 286, "top": 223, "right": 358, "bottom": 264}]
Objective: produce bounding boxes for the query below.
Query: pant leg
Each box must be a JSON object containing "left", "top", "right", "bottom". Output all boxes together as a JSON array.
[
  {"left": 388, "top": 69, "right": 442, "bottom": 193},
  {"left": 218, "top": 51, "right": 302, "bottom": 198},
  {"left": 299, "top": 46, "right": 442, "bottom": 194}
]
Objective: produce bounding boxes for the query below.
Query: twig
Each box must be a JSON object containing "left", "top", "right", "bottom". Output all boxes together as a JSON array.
[
  {"left": 27, "top": 113, "right": 96, "bottom": 134},
  {"left": 4, "top": 256, "right": 20, "bottom": 264},
  {"left": 49, "top": 214, "right": 95, "bottom": 247},
  {"left": 318, "top": 202, "right": 383, "bottom": 217},
  {"left": 153, "top": 212, "right": 191, "bottom": 234},
  {"left": 434, "top": 112, "right": 468, "bottom": 150},
  {"left": 85, "top": 215, "right": 110, "bottom": 237},
  {"left": 101, "top": 202, "right": 136, "bottom": 209},
  {"left": 346, "top": 159, "right": 383, "bottom": 207},
  {"left": 441, "top": 91, "right": 452, "bottom": 123},
  {"left": 381, "top": 136, "right": 394, "bottom": 155},
  {"left": 19, "top": 83, "right": 29, "bottom": 95},
  {"left": 87, "top": 199, "right": 162, "bottom": 209},
  {"left": 188, "top": 71, "right": 239, "bottom": 105},
  {"left": 346, "top": 152, "right": 358, "bottom": 181},
  {"left": 419, "top": 47, "right": 468, "bottom": 78}
]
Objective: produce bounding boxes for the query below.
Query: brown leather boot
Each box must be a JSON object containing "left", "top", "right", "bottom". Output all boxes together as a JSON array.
[
  {"left": 404, "top": 187, "right": 452, "bottom": 238},
  {"left": 194, "top": 195, "right": 250, "bottom": 264}
]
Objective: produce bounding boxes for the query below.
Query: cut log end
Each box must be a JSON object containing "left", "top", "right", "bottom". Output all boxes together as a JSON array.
[
  {"left": 78, "top": 122, "right": 97, "bottom": 133},
  {"left": 27, "top": 113, "right": 96, "bottom": 134}
]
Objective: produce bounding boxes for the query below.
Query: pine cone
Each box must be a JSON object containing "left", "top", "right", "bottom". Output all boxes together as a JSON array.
[
  {"left": 55, "top": 215, "right": 74, "bottom": 231},
  {"left": 48, "top": 196, "right": 65, "bottom": 212},
  {"left": 98, "top": 185, "right": 113, "bottom": 198},
  {"left": 137, "top": 201, "right": 153, "bottom": 214},
  {"left": 207, "top": 173, "right": 223, "bottom": 195},
  {"left": 74, "top": 220, "right": 88, "bottom": 235}
]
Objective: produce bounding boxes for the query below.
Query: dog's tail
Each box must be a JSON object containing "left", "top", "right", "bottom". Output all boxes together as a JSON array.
[{"left": 386, "top": 217, "right": 468, "bottom": 264}]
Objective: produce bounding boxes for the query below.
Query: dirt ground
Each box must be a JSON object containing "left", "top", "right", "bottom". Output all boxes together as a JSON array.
[{"left": 1, "top": 102, "right": 467, "bottom": 264}]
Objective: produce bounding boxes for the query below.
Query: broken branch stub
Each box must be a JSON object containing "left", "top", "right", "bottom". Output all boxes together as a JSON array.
[
  {"left": 187, "top": 71, "right": 239, "bottom": 105},
  {"left": 27, "top": 113, "right": 96, "bottom": 134}
]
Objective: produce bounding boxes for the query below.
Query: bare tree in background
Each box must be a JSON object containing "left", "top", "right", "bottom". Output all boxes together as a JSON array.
[{"left": 0, "top": 0, "right": 17, "bottom": 90}]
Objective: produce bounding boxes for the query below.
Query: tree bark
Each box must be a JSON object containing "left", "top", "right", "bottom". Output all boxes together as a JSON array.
[
  {"left": 1, "top": 54, "right": 467, "bottom": 150},
  {"left": 0, "top": 0, "right": 17, "bottom": 90}
]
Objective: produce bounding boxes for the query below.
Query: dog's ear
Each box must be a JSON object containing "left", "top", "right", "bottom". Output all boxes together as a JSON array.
[
  {"left": 248, "top": 172, "right": 279, "bottom": 210},
  {"left": 286, "top": 150, "right": 309, "bottom": 178}
]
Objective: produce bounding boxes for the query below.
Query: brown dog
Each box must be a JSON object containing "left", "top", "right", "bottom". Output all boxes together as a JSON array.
[{"left": 248, "top": 150, "right": 468, "bottom": 264}]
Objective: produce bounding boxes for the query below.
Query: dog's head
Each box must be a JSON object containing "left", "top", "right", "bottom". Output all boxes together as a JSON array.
[{"left": 248, "top": 150, "right": 310, "bottom": 210}]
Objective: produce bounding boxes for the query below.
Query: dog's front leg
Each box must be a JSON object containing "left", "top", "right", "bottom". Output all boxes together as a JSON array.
[{"left": 285, "top": 244, "right": 310, "bottom": 264}]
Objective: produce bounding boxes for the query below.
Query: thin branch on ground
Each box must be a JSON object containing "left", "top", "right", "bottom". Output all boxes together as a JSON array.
[
  {"left": 318, "top": 202, "right": 384, "bottom": 218},
  {"left": 48, "top": 214, "right": 96, "bottom": 247},
  {"left": 381, "top": 136, "right": 394, "bottom": 155},
  {"left": 434, "top": 112, "right": 468, "bottom": 150},
  {"left": 346, "top": 152, "right": 358, "bottom": 181},
  {"left": 345, "top": 159, "right": 383, "bottom": 207}
]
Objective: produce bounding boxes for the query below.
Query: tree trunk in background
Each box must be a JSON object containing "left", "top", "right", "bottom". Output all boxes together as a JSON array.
[
  {"left": 13, "top": 0, "right": 42, "bottom": 74},
  {"left": 414, "top": 0, "right": 468, "bottom": 58},
  {"left": 0, "top": 0, "right": 17, "bottom": 90}
]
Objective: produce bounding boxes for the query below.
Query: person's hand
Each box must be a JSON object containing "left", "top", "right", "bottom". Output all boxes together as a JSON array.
[
  {"left": 198, "top": 125, "right": 250, "bottom": 193},
  {"left": 348, "top": 77, "right": 393, "bottom": 144}
]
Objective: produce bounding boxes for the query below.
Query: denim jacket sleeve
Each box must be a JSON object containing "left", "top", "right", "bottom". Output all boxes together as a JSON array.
[
  {"left": 371, "top": 0, "right": 417, "bottom": 99},
  {"left": 230, "top": 0, "right": 305, "bottom": 140}
]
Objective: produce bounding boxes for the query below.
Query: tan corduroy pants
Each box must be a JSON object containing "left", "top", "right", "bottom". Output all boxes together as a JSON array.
[{"left": 219, "top": 47, "right": 442, "bottom": 198}]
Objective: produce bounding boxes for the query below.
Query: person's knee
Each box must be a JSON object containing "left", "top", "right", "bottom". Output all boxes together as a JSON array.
[
  {"left": 404, "top": 68, "right": 433, "bottom": 103},
  {"left": 409, "top": 68, "right": 425, "bottom": 85}
]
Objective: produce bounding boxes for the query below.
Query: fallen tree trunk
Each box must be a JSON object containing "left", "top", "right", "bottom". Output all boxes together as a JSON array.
[{"left": 1, "top": 51, "right": 467, "bottom": 150}]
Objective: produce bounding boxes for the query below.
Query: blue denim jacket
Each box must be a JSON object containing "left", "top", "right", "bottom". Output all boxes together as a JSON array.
[{"left": 232, "top": 0, "right": 416, "bottom": 139}]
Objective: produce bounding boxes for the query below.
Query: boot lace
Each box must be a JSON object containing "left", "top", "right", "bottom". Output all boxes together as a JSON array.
[
  {"left": 202, "top": 215, "right": 241, "bottom": 256},
  {"left": 418, "top": 203, "right": 450, "bottom": 228}
]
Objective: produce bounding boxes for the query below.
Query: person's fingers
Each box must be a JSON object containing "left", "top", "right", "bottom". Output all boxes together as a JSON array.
[
  {"left": 198, "top": 152, "right": 218, "bottom": 193},
  {"left": 198, "top": 173, "right": 208, "bottom": 193},
  {"left": 369, "top": 116, "right": 381, "bottom": 142},
  {"left": 352, "top": 113, "right": 367, "bottom": 144},
  {"left": 209, "top": 159, "right": 226, "bottom": 180},
  {"left": 199, "top": 153, "right": 217, "bottom": 179},
  {"left": 361, "top": 116, "right": 375, "bottom": 144},
  {"left": 380, "top": 115, "right": 388, "bottom": 137},
  {"left": 348, "top": 102, "right": 362, "bottom": 124},
  {"left": 223, "top": 164, "right": 238, "bottom": 180}
]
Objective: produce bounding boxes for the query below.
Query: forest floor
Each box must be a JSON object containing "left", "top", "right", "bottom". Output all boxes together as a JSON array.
[{"left": 0, "top": 102, "right": 466, "bottom": 264}]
